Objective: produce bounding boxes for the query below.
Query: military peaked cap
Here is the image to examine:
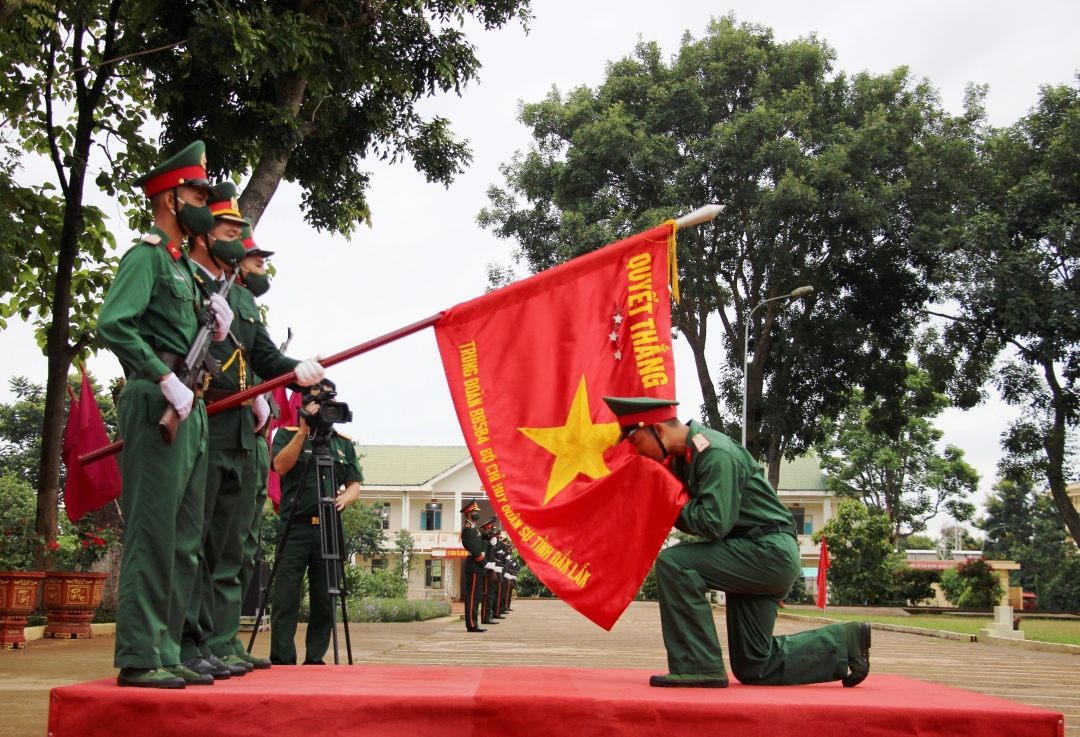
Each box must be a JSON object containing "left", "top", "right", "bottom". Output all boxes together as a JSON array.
[
  {"left": 460, "top": 498, "right": 480, "bottom": 515},
  {"left": 207, "top": 181, "right": 246, "bottom": 224},
  {"left": 602, "top": 396, "right": 680, "bottom": 438},
  {"left": 133, "top": 141, "right": 214, "bottom": 198},
  {"left": 241, "top": 219, "right": 274, "bottom": 257}
]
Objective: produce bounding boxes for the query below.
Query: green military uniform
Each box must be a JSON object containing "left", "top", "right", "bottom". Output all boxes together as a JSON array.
[
  {"left": 459, "top": 499, "right": 488, "bottom": 631},
  {"left": 480, "top": 520, "right": 501, "bottom": 624},
  {"left": 227, "top": 429, "right": 271, "bottom": 654},
  {"left": 603, "top": 396, "right": 866, "bottom": 688},
  {"left": 181, "top": 277, "right": 298, "bottom": 663},
  {"left": 270, "top": 428, "right": 363, "bottom": 664},
  {"left": 99, "top": 222, "right": 210, "bottom": 674}
]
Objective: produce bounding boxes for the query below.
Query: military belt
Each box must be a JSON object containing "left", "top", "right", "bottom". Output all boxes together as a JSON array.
[
  {"left": 203, "top": 387, "right": 255, "bottom": 407},
  {"left": 725, "top": 524, "right": 798, "bottom": 541},
  {"left": 130, "top": 350, "right": 202, "bottom": 398}
]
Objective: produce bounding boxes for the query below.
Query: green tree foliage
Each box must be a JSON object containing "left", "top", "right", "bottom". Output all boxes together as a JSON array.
[
  {"left": 939, "top": 558, "right": 1004, "bottom": 609},
  {"left": 340, "top": 500, "right": 388, "bottom": 560},
  {"left": 635, "top": 564, "right": 658, "bottom": 601},
  {"left": 817, "top": 366, "right": 978, "bottom": 545},
  {"left": 979, "top": 477, "right": 1075, "bottom": 596},
  {"left": 0, "top": 471, "right": 39, "bottom": 570},
  {"left": 145, "top": 0, "right": 531, "bottom": 233},
  {"left": 783, "top": 574, "right": 814, "bottom": 605},
  {"left": 893, "top": 566, "right": 940, "bottom": 606},
  {"left": 393, "top": 528, "right": 416, "bottom": 582},
  {"left": 343, "top": 564, "right": 406, "bottom": 599},
  {"left": 897, "top": 534, "right": 938, "bottom": 551},
  {"left": 813, "top": 500, "right": 899, "bottom": 605},
  {"left": 1036, "top": 557, "right": 1080, "bottom": 610},
  {"left": 479, "top": 16, "right": 981, "bottom": 486},
  {"left": 0, "top": 0, "right": 157, "bottom": 568},
  {"left": 941, "top": 79, "right": 1080, "bottom": 546}
]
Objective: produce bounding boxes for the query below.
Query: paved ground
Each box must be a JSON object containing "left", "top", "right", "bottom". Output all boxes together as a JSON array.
[{"left": 1, "top": 599, "right": 1077, "bottom": 736}]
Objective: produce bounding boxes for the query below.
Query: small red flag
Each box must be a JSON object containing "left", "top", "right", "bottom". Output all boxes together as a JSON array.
[
  {"left": 435, "top": 224, "right": 689, "bottom": 630},
  {"left": 816, "top": 535, "right": 830, "bottom": 610},
  {"left": 62, "top": 369, "right": 121, "bottom": 523},
  {"left": 267, "top": 388, "right": 303, "bottom": 513}
]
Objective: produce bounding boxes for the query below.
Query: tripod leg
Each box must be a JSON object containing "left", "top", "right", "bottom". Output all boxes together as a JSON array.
[
  {"left": 339, "top": 560, "right": 354, "bottom": 665},
  {"left": 248, "top": 459, "right": 312, "bottom": 653}
]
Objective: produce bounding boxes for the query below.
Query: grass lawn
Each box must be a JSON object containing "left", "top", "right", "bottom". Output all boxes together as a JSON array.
[{"left": 784, "top": 608, "right": 1080, "bottom": 645}]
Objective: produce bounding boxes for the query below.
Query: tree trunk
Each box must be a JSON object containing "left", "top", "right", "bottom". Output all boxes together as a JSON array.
[
  {"left": 673, "top": 303, "right": 721, "bottom": 429},
  {"left": 1041, "top": 360, "right": 1080, "bottom": 547},
  {"left": 237, "top": 71, "right": 308, "bottom": 227},
  {"left": 32, "top": 158, "right": 86, "bottom": 571},
  {"left": 766, "top": 434, "right": 782, "bottom": 491}
]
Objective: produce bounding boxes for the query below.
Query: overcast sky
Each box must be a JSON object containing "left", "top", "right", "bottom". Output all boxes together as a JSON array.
[{"left": 2, "top": 0, "right": 1077, "bottom": 530}]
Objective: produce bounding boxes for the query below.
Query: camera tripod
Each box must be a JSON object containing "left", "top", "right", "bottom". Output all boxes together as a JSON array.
[{"left": 247, "top": 429, "right": 354, "bottom": 664}]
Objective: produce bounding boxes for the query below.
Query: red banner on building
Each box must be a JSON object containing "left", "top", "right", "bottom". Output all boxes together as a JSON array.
[{"left": 435, "top": 224, "right": 688, "bottom": 630}]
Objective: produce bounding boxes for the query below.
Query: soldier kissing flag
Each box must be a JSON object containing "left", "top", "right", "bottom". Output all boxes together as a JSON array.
[{"left": 435, "top": 223, "right": 689, "bottom": 630}]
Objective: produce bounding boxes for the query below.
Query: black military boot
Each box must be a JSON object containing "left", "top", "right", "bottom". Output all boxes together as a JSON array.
[
  {"left": 182, "top": 656, "right": 231, "bottom": 680},
  {"left": 466, "top": 626, "right": 487, "bottom": 633},
  {"left": 842, "top": 622, "right": 871, "bottom": 687}
]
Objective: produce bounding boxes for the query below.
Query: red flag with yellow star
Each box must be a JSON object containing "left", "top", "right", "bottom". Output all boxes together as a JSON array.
[{"left": 435, "top": 224, "right": 688, "bottom": 629}]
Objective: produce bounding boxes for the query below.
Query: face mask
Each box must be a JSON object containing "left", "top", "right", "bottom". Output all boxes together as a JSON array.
[
  {"left": 173, "top": 190, "right": 216, "bottom": 236},
  {"left": 468, "top": 511, "right": 480, "bottom": 522},
  {"left": 243, "top": 270, "right": 271, "bottom": 297},
  {"left": 208, "top": 237, "right": 247, "bottom": 264}
]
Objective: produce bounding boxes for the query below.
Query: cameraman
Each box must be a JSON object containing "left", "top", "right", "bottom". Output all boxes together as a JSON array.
[{"left": 269, "top": 378, "right": 363, "bottom": 665}]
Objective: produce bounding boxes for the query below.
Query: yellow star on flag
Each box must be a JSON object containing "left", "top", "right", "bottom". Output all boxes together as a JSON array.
[{"left": 519, "top": 375, "right": 621, "bottom": 505}]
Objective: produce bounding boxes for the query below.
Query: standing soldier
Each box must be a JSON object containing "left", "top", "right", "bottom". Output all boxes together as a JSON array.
[
  {"left": 99, "top": 142, "right": 230, "bottom": 688},
  {"left": 215, "top": 220, "right": 279, "bottom": 671},
  {"left": 502, "top": 539, "right": 518, "bottom": 613},
  {"left": 491, "top": 531, "right": 509, "bottom": 619},
  {"left": 459, "top": 499, "right": 488, "bottom": 632},
  {"left": 480, "top": 518, "right": 502, "bottom": 625},
  {"left": 179, "top": 185, "right": 325, "bottom": 678},
  {"left": 602, "top": 396, "right": 871, "bottom": 689}
]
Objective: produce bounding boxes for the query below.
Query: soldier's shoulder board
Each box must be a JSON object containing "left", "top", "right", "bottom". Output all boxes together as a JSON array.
[
  {"left": 140, "top": 233, "right": 161, "bottom": 245},
  {"left": 282, "top": 426, "right": 299, "bottom": 432},
  {"left": 692, "top": 434, "right": 712, "bottom": 453}
]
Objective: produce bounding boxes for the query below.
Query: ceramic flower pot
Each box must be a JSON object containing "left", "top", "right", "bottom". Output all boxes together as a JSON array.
[
  {"left": 0, "top": 571, "right": 46, "bottom": 649},
  {"left": 42, "top": 572, "right": 108, "bottom": 639}
]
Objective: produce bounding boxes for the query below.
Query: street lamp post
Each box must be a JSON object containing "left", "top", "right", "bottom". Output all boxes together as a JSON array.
[{"left": 741, "top": 286, "right": 814, "bottom": 447}]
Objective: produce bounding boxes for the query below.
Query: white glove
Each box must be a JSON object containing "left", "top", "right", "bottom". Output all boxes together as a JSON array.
[
  {"left": 294, "top": 354, "right": 326, "bottom": 386},
  {"left": 485, "top": 562, "right": 496, "bottom": 570},
  {"left": 494, "top": 566, "right": 504, "bottom": 574},
  {"left": 253, "top": 394, "right": 270, "bottom": 430},
  {"left": 159, "top": 373, "right": 194, "bottom": 420},
  {"left": 209, "top": 293, "right": 233, "bottom": 342},
  {"left": 505, "top": 574, "right": 515, "bottom": 581}
]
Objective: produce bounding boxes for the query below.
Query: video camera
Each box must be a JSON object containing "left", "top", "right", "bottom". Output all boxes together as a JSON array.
[{"left": 298, "top": 388, "right": 353, "bottom": 432}]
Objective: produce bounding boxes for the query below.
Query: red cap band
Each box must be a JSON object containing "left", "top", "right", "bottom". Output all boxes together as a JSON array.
[
  {"left": 143, "top": 165, "right": 210, "bottom": 198},
  {"left": 617, "top": 406, "right": 678, "bottom": 428},
  {"left": 243, "top": 237, "right": 258, "bottom": 252},
  {"left": 208, "top": 200, "right": 241, "bottom": 217}
]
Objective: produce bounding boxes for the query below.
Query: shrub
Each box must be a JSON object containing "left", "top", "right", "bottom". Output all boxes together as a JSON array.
[
  {"left": 636, "top": 565, "right": 658, "bottom": 601},
  {"left": 784, "top": 575, "right": 814, "bottom": 605},
  {"left": 894, "top": 566, "right": 941, "bottom": 606},
  {"left": 345, "top": 565, "right": 407, "bottom": 599},
  {"left": 813, "top": 500, "right": 900, "bottom": 605},
  {"left": 940, "top": 558, "right": 1004, "bottom": 609},
  {"left": 0, "top": 472, "right": 38, "bottom": 570},
  {"left": 346, "top": 598, "right": 451, "bottom": 623}
]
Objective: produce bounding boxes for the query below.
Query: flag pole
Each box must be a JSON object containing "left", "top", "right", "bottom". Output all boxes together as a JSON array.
[{"left": 79, "top": 312, "right": 445, "bottom": 465}]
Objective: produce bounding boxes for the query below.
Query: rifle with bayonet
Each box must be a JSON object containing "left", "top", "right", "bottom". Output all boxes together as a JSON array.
[{"left": 159, "top": 268, "right": 241, "bottom": 445}]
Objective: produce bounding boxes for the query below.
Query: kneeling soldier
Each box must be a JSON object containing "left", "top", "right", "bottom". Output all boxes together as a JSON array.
[{"left": 603, "top": 397, "right": 871, "bottom": 689}]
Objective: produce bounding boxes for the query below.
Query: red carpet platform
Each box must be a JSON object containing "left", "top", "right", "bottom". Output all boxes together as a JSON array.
[{"left": 48, "top": 666, "right": 1064, "bottom": 737}]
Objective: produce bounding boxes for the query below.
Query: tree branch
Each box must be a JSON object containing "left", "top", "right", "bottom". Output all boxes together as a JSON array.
[{"left": 44, "top": 25, "right": 69, "bottom": 197}]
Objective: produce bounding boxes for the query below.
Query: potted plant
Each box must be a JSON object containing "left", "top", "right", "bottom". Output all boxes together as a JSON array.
[
  {"left": 0, "top": 570, "right": 46, "bottom": 649},
  {"left": 0, "top": 506, "right": 45, "bottom": 649},
  {"left": 42, "top": 524, "right": 119, "bottom": 639}
]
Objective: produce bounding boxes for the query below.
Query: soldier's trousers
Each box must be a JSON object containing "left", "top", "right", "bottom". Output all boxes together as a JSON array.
[
  {"left": 482, "top": 572, "right": 499, "bottom": 621},
  {"left": 226, "top": 436, "right": 270, "bottom": 656},
  {"left": 655, "top": 532, "right": 849, "bottom": 684},
  {"left": 270, "top": 522, "right": 334, "bottom": 665},
  {"left": 114, "top": 380, "right": 208, "bottom": 669},
  {"left": 180, "top": 447, "right": 246, "bottom": 661},
  {"left": 501, "top": 578, "right": 512, "bottom": 612},
  {"left": 463, "top": 571, "right": 483, "bottom": 629}
]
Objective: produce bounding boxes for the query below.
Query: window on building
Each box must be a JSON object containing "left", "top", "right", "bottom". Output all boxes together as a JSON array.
[
  {"left": 789, "top": 507, "right": 805, "bottom": 536},
  {"left": 425, "top": 558, "right": 443, "bottom": 588},
  {"left": 371, "top": 558, "right": 388, "bottom": 573},
  {"left": 375, "top": 503, "right": 389, "bottom": 530},
  {"left": 421, "top": 504, "right": 442, "bottom": 531},
  {"left": 802, "top": 515, "right": 813, "bottom": 536}
]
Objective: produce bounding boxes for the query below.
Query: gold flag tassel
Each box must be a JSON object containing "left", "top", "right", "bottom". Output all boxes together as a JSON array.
[{"left": 663, "top": 218, "right": 680, "bottom": 304}]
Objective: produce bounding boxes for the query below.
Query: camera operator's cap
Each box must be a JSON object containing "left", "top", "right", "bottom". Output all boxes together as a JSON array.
[
  {"left": 480, "top": 516, "right": 498, "bottom": 531},
  {"left": 460, "top": 498, "right": 480, "bottom": 515},
  {"left": 602, "top": 396, "right": 679, "bottom": 440},
  {"left": 241, "top": 218, "right": 274, "bottom": 257},
  {"left": 133, "top": 140, "right": 215, "bottom": 198},
  {"left": 207, "top": 181, "right": 247, "bottom": 224}
]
